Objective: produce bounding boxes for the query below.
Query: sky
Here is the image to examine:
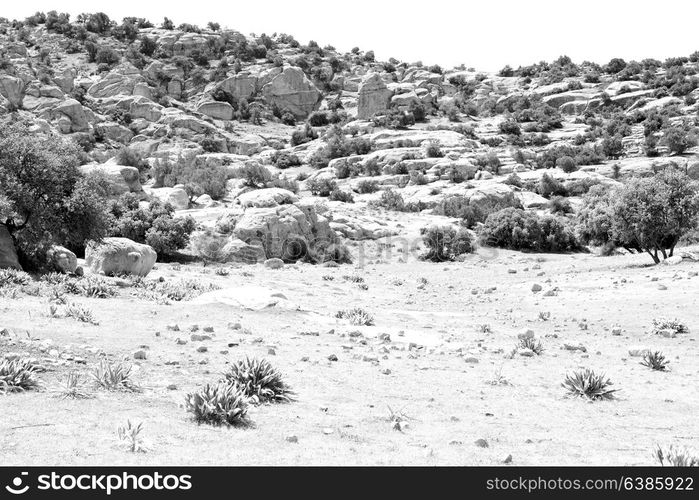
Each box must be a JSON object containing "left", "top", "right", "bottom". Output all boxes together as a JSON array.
[{"left": 4, "top": 1, "right": 699, "bottom": 72}]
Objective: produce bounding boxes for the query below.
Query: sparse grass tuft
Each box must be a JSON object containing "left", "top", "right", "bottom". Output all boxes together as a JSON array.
[
  {"left": 336, "top": 307, "right": 375, "bottom": 326},
  {"left": 562, "top": 368, "right": 617, "bottom": 401},
  {"left": 185, "top": 383, "right": 251, "bottom": 427},
  {"left": 0, "top": 268, "right": 31, "bottom": 287},
  {"left": 0, "top": 359, "right": 39, "bottom": 393},
  {"left": 641, "top": 351, "right": 670, "bottom": 371},
  {"left": 652, "top": 318, "right": 689, "bottom": 336},
  {"left": 655, "top": 445, "right": 699, "bottom": 466},
  {"left": 64, "top": 303, "right": 98, "bottom": 325},
  {"left": 224, "top": 357, "right": 294, "bottom": 404}
]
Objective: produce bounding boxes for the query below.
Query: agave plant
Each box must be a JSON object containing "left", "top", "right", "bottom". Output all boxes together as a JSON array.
[
  {"left": 640, "top": 351, "right": 670, "bottom": 371},
  {"left": 185, "top": 383, "right": 250, "bottom": 426},
  {"left": 562, "top": 368, "right": 618, "bottom": 401},
  {"left": 118, "top": 420, "right": 146, "bottom": 453},
  {"left": 92, "top": 361, "right": 137, "bottom": 391},
  {"left": 224, "top": 357, "right": 294, "bottom": 404},
  {"left": 656, "top": 445, "right": 699, "bottom": 466},
  {"left": 59, "top": 371, "right": 92, "bottom": 399},
  {"left": 0, "top": 359, "right": 39, "bottom": 393},
  {"left": 518, "top": 337, "right": 544, "bottom": 355}
]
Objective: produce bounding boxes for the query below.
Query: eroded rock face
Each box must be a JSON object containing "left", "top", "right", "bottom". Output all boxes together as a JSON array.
[
  {"left": 232, "top": 203, "right": 338, "bottom": 261},
  {"left": 218, "top": 72, "right": 258, "bottom": 101},
  {"left": 85, "top": 237, "right": 157, "bottom": 277},
  {"left": 48, "top": 99, "right": 90, "bottom": 133},
  {"left": 262, "top": 67, "right": 321, "bottom": 119},
  {"left": 0, "top": 224, "right": 21, "bottom": 270},
  {"left": 358, "top": 73, "right": 393, "bottom": 119}
]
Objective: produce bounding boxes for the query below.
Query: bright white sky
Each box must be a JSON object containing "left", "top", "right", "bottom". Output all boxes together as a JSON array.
[{"left": 4, "top": 1, "right": 699, "bottom": 71}]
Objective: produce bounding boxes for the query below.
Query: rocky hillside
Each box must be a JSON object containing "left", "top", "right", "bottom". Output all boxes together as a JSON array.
[{"left": 2, "top": 12, "right": 699, "bottom": 267}]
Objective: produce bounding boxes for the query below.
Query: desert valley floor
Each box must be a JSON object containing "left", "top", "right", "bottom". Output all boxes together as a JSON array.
[{"left": 1, "top": 245, "right": 697, "bottom": 465}]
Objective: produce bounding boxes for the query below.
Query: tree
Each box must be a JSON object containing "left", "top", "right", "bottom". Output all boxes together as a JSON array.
[
  {"left": 577, "top": 170, "right": 699, "bottom": 263},
  {"left": 0, "top": 122, "right": 111, "bottom": 268},
  {"left": 662, "top": 126, "right": 697, "bottom": 155}
]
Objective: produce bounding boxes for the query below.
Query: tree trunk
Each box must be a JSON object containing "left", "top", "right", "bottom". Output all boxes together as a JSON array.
[
  {"left": 660, "top": 248, "right": 668, "bottom": 260},
  {"left": 645, "top": 249, "right": 660, "bottom": 264}
]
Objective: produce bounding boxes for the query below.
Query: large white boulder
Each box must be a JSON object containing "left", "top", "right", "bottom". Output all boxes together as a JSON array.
[{"left": 85, "top": 237, "right": 157, "bottom": 277}]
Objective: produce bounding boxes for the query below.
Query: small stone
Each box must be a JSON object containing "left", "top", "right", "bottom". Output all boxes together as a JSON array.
[
  {"left": 285, "top": 435, "right": 298, "bottom": 443},
  {"left": 503, "top": 454, "right": 513, "bottom": 464},
  {"left": 464, "top": 356, "right": 479, "bottom": 363},
  {"left": 328, "top": 354, "right": 338, "bottom": 362},
  {"left": 203, "top": 326, "right": 214, "bottom": 333},
  {"left": 380, "top": 368, "right": 391, "bottom": 375},
  {"left": 166, "top": 324, "right": 180, "bottom": 332},
  {"left": 518, "top": 349, "right": 535, "bottom": 357},
  {"left": 264, "top": 258, "right": 284, "bottom": 269},
  {"left": 449, "top": 440, "right": 463, "bottom": 445},
  {"left": 189, "top": 325, "right": 199, "bottom": 332},
  {"left": 518, "top": 328, "right": 535, "bottom": 340},
  {"left": 611, "top": 327, "right": 622, "bottom": 336},
  {"left": 474, "top": 438, "right": 489, "bottom": 448},
  {"left": 228, "top": 322, "right": 242, "bottom": 330},
  {"left": 268, "top": 348, "right": 276, "bottom": 355},
  {"left": 657, "top": 284, "right": 667, "bottom": 290},
  {"left": 191, "top": 334, "right": 212, "bottom": 342},
  {"left": 133, "top": 349, "right": 147, "bottom": 360},
  {"left": 197, "top": 346, "right": 208, "bottom": 353},
  {"left": 175, "top": 338, "right": 187, "bottom": 345},
  {"left": 322, "top": 428, "right": 334, "bottom": 435},
  {"left": 531, "top": 284, "right": 542, "bottom": 292},
  {"left": 166, "top": 384, "right": 177, "bottom": 390},
  {"left": 507, "top": 269, "right": 517, "bottom": 274}
]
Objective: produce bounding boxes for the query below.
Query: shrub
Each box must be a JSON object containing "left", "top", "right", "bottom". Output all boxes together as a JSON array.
[
  {"left": 538, "top": 173, "right": 568, "bottom": 198},
  {"left": 306, "top": 178, "right": 337, "bottom": 197},
  {"left": 223, "top": 357, "right": 294, "bottom": 403},
  {"left": 518, "top": 337, "right": 544, "bottom": 355},
  {"left": 499, "top": 119, "right": 521, "bottom": 136},
  {"left": 0, "top": 122, "right": 111, "bottom": 269},
  {"left": 556, "top": 156, "right": 577, "bottom": 173},
  {"left": 271, "top": 151, "right": 301, "bottom": 169},
  {"left": 662, "top": 126, "right": 698, "bottom": 155},
  {"left": 548, "top": 196, "right": 573, "bottom": 214},
  {"left": 328, "top": 189, "right": 354, "bottom": 203},
  {"left": 562, "top": 369, "right": 617, "bottom": 400},
  {"left": 420, "top": 226, "right": 474, "bottom": 261},
  {"left": 108, "top": 194, "right": 196, "bottom": 256},
  {"left": 479, "top": 208, "right": 580, "bottom": 252},
  {"left": 185, "top": 383, "right": 251, "bottom": 426},
  {"left": 0, "top": 359, "right": 39, "bottom": 393},
  {"left": 355, "top": 179, "right": 380, "bottom": 194},
  {"left": 425, "top": 140, "right": 443, "bottom": 158},
  {"left": 116, "top": 147, "right": 149, "bottom": 176},
  {"left": 238, "top": 163, "right": 272, "bottom": 188},
  {"left": 375, "top": 189, "right": 406, "bottom": 211}
]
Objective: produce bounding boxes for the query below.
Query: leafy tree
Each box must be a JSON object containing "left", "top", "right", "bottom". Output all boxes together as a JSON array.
[
  {"left": 577, "top": 170, "right": 699, "bottom": 262},
  {"left": 0, "top": 122, "right": 111, "bottom": 268}
]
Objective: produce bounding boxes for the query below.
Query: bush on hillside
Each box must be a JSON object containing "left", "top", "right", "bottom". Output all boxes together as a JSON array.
[{"left": 479, "top": 208, "right": 580, "bottom": 252}]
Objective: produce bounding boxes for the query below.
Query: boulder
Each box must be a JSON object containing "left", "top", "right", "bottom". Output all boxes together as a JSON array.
[
  {"left": 0, "top": 75, "right": 25, "bottom": 108},
  {"left": 94, "top": 122, "right": 133, "bottom": 143},
  {"left": 233, "top": 203, "right": 339, "bottom": 261},
  {"left": 0, "top": 224, "right": 21, "bottom": 270},
  {"left": 49, "top": 99, "right": 90, "bottom": 133},
  {"left": 236, "top": 188, "right": 299, "bottom": 208},
  {"left": 221, "top": 238, "right": 266, "bottom": 264},
  {"left": 85, "top": 237, "right": 157, "bottom": 277},
  {"left": 196, "top": 101, "right": 234, "bottom": 121},
  {"left": 357, "top": 73, "right": 393, "bottom": 119},
  {"left": 147, "top": 187, "right": 190, "bottom": 210},
  {"left": 46, "top": 245, "right": 77, "bottom": 274},
  {"left": 218, "top": 72, "right": 257, "bottom": 101},
  {"left": 80, "top": 163, "right": 143, "bottom": 196},
  {"left": 262, "top": 67, "right": 321, "bottom": 119}
]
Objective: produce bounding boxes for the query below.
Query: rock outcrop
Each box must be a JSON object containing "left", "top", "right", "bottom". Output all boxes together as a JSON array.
[
  {"left": 80, "top": 163, "right": 144, "bottom": 197},
  {"left": 85, "top": 237, "right": 157, "bottom": 277},
  {"left": 0, "top": 224, "right": 21, "bottom": 270},
  {"left": 46, "top": 245, "right": 78, "bottom": 274},
  {"left": 357, "top": 73, "right": 393, "bottom": 119},
  {"left": 262, "top": 67, "right": 321, "bottom": 119}
]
